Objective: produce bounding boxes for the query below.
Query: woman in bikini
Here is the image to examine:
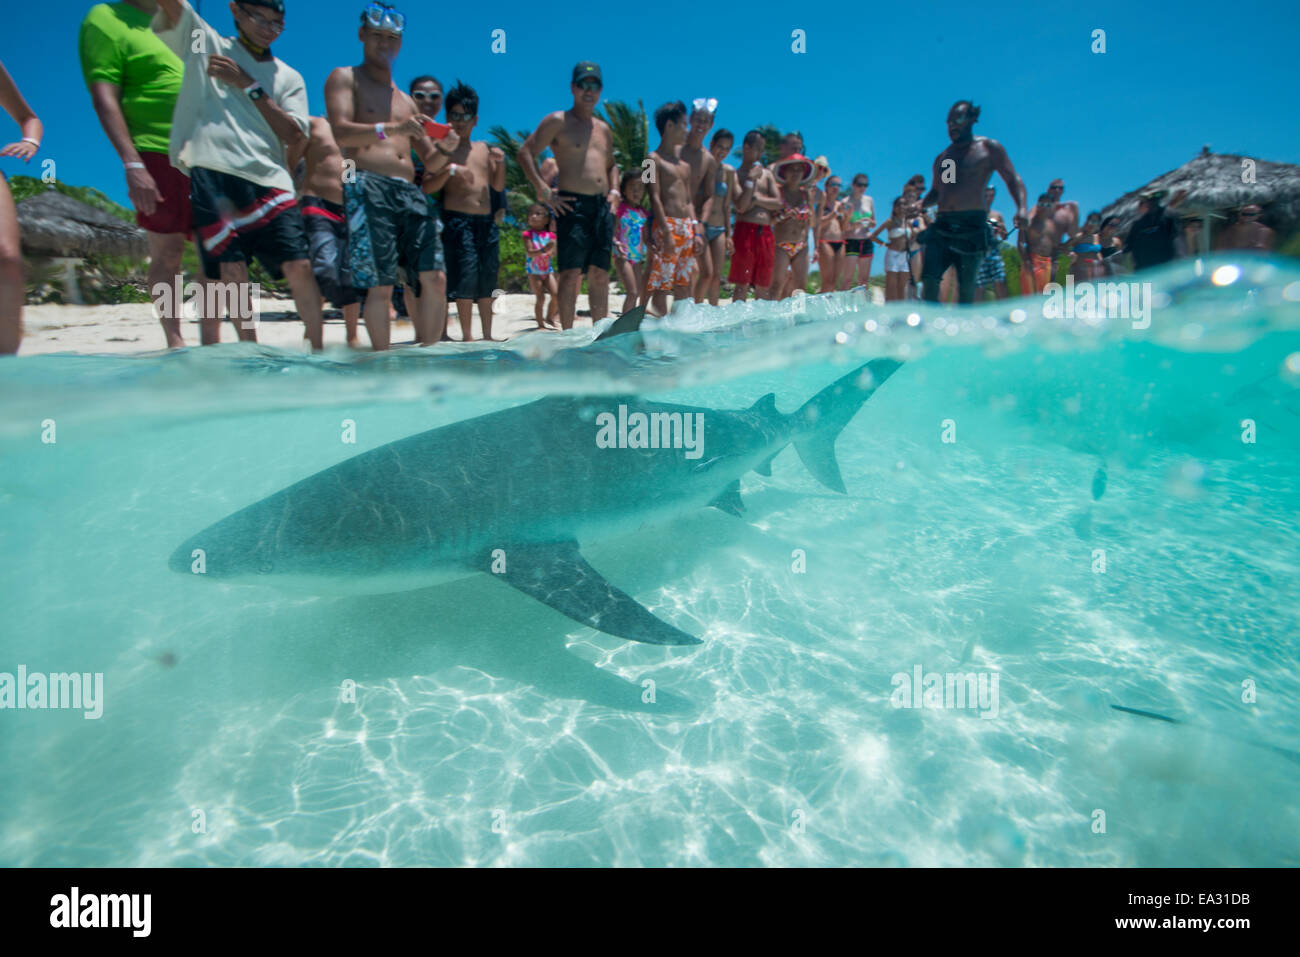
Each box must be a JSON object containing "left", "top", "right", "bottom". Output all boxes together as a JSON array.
[
  {"left": 1068, "top": 211, "right": 1104, "bottom": 282},
  {"left": 869, "top": 197, "right": 912, "bottom": 302},
  {"left": 815, "top": 175, "right": 847, "bottom": 293},
  {"left": 695, "top": 127, "right": 736, "bottom": 306},
  {"left": 840, "top": 174, "right": 875, "bottom": 291},
  {"left": 770, "top": 154, "right": 815, "bottom": 300}
]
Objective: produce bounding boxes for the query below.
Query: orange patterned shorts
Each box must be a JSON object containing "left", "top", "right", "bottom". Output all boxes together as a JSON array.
[{"left": 646, "top": 216, "right": 699, "bottom": 292}]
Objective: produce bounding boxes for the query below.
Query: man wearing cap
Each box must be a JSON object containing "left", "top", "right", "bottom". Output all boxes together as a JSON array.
[
  {"left": 80, "top": 0, "right": 197, "bottom": 349},
  {"left": 153, "top": 0, "right": 325, "bottom": 348},
  {"left": 518, "top": 62, "right": 619, "bottom": 330},
  {"left": 325, "top": 5, "right": 453, "bottom": 350}
]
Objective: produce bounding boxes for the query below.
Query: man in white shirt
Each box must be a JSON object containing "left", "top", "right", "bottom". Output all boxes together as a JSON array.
[{"left": 154, "top": 0, "right": 324, "bottom": 349}]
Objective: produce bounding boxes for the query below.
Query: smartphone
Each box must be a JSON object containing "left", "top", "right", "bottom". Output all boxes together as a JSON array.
[{"left": 424, "top": 120, "right": 450, "bottom": 139}]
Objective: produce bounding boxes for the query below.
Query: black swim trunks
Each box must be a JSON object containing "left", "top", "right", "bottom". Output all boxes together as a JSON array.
[
  {"left": 556, "top": 190, "right": 614, "bottom": 273},
  {"left": 343, "top": 169, "right": 444, "bottom": 289},
  {"left": 442, "top": 209, "right": 501, "bottom": 301},
  {"left": 844, "top": 238, "right": 874, "bottom": 257},
  {"left": 300, "top": 195, "right": 361, "bottom": 308},
  {"left": 921, "top": 209, "right": 990, "bottom": 304},
  {"left": 191, "top": 167, "right": 308, "bottom": 281}
]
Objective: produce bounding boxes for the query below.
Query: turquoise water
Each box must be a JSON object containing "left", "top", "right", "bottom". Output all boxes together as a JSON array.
[{"left": 2, "top": 255, "right": 1298, "bottom": 867}]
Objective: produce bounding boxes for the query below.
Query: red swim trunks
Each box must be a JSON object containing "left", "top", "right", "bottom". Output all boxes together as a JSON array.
[
  {"left": 135, "top": 150, "right": 193, "bottom": 235},
  {"left": 728, "top": 221, "right": 774, "bottom": 288}
]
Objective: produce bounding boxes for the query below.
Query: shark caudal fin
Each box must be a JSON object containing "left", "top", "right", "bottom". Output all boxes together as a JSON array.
[
  {"left": 594, "top": 306, "right": 647, "bottom": 342},
  {"left": 791, "top": 358, "right": 902, "bottom": 493}
]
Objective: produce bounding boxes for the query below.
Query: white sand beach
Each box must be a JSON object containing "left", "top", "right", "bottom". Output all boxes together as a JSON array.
[{"left": 17, "top": 292, "right": 597, "bottom": 355}]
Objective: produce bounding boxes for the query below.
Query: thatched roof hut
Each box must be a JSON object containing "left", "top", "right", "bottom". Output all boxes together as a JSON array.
[
  {"left": 1101, "top": 148, "right": 1300, "bottom": 251},
  {"left": 17, "top": 189, "right": 148, "bottom": 260}
]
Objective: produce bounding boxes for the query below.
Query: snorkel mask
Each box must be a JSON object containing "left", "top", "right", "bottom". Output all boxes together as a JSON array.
[{"left": 361, "top": 2, "right": 405, "bottom": 33}]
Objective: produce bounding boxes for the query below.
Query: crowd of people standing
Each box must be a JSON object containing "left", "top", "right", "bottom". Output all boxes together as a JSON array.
[{"left": 0, "top": 0, "right": 1284, "bottom": 355}]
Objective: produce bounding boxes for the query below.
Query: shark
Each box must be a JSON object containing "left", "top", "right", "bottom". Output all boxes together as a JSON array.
[{"left": 168, "top": 356, "right": 903, "bottom": 645}]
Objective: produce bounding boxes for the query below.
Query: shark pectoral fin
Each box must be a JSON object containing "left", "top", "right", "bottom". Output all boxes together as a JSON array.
[
  {"left": 708, "top": 480, "right": 745, "bottom": 517},
  {"left": 484, "top": 541, "right": 702, "bottom": 646},
  {"left": 754, "top": 452, "right": 779, "bottom": 477}
]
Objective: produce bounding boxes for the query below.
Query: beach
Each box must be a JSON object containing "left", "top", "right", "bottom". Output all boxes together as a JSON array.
[{"left": 17, "top": 292, "right": 599, "bottom": 355}]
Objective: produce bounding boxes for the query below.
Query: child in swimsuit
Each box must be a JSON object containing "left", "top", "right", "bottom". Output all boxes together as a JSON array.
[
  {"left": 614, "top": 171, "right": 650, "bottom": 314},
  {"left": 522, "top": 203, "right": 559, "bottom": 329}
]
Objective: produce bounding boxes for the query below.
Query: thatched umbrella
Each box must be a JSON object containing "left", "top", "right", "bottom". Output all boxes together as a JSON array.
[
  {"left": 1101, "top": 147, "right": 1300, "bottom": 253},
  {"left": 16, "top": 189, "right": 148, "bottom": 304}
]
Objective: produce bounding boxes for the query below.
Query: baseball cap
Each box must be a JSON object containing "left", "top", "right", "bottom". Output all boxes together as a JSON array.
[{"left": 572, "top": 62, "right": 602, "bottom": 85}]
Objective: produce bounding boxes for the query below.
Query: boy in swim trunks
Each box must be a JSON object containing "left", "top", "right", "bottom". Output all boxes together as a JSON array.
[
  {"left": 679, "top": 99, "right": 718, "bottom": 299},
  {"left": 729, "top": 129, "right": 780, "bottom": 301},
  {"left": 153, "top": 0, "right": 326, "bottom": 349},
  {"left": 645, "top": 101, "right": 698, "bottom": 316},
  {"left": 517, "top": 62, "right": 619, "bottom": 330},
  {"left": 290, "top": 116, "right": 364, "bottom": 345},
  {"left": 424, "top": 81, "right": 505, "bottom": 341},
  {"left": 325, "top": 4, "right": 453, "bottom": 349}
]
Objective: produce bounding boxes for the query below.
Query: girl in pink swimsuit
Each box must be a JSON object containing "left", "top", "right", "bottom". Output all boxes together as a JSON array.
[{"left": 522, "top": 204, "right": 559, "bottom": 329}]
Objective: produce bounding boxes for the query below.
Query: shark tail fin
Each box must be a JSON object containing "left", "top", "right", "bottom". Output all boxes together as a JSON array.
[{"left": 792, "top": 358, "right": 902, "bottom": 493}]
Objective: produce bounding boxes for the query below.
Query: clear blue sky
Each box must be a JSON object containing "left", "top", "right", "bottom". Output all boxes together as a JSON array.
[{"left": 4, "top": 0, "right": 1298, "bottom": 224}]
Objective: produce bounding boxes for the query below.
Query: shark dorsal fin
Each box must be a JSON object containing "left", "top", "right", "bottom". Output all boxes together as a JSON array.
[
  {"left": 594, "top": 306, "right": 647, "bottom": 341},
  {"left": 708, "top": 481, "right": 745, "bottom": 517},
  {"left": 749, "top": 393, "right": 778, "bottom": 416}
]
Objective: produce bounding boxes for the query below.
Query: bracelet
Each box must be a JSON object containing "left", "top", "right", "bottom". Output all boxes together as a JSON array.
[
  {"left": 375, "top": 123, "right": 387, "bottom": 141},
  {"left": 124, "top": 162, "right": 146, "bottom": 171},
  {"left": 21, "top": 137, "right": 40, "bottom": 148}
]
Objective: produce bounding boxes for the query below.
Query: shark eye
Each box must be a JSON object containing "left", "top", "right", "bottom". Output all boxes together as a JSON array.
[{"left": 258, "top": 560, "right": 274, "bottom": 574}]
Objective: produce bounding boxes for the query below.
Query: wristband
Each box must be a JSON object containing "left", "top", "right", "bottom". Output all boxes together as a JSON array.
[
  {"left": 124, "top": 162, "right": 146, "bottom": 171},
  {"left": 744, "top": 180, "right": 755, "bottom": 189},
  {"left": 21, "top": 137, "right": 40, "bottom": 148},
  {"left": 375, "top": 123, "right": 387, "bottom": 141}
]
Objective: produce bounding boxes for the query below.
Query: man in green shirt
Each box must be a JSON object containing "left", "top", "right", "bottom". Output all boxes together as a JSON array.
[{"left": 80, "top": 0, "right": 202, "bottom": 348}]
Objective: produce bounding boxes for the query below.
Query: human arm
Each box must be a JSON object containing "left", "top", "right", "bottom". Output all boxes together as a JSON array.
[
  {"left": 0, "top": 60, "right": 42, "bottom": 162},
  {"left": 518, "top": 113, "right": 571, "bottom": 213},
  {"left": 489, "top": 145, "right": 506, "bottom": 192},
  {"left": 205, "top": 56, "right": 306, "bottom": 149},
  {"left": 988, "top": 139, "right": 1029, "bottom": 231}
]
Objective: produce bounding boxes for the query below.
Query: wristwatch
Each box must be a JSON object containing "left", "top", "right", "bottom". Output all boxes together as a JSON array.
[{"left": 247, "top": 84, "right": 266, "bottom": 101}]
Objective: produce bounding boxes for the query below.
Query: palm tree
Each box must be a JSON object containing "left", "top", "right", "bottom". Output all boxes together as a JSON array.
[{"left": 598, "top": 99, "right": 648, "bottom": 176}]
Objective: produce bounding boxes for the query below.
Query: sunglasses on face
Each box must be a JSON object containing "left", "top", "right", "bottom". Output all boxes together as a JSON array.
[
  {"left": 238, "top": 3, "right": 284, "bottom": 32},
  {"left": 1241, "top": 210, "right": 1260, "bottom": 217},
  {"left": 448, "top": 111, "right": 474, "bottom": 122},
  {"left": 576, "top": 78, "right": 601, "bottom": 91},
  {"left": 412, "top": 91, "right": 441, "bottom": 101}
]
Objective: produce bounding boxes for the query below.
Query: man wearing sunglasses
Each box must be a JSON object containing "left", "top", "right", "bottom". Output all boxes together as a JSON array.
[
  {"left": 153, "top": 0, "right": 326, "bottom": 349},
  {"left": 325, "top": 5, "right": 454, "bottom": 350},
  {"left": 1029, "top": 177, "right": 1078, "bottom": 282},
  {"left": 1216, "top": 204, "right": 1274, "bottom": 252},
  {"left": 518, "top": 62, "right": 619, "bottom": 330}
]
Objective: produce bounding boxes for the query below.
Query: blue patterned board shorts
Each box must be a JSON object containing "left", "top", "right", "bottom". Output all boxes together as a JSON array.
[
  {"left": 343, "top": 169, "right": 444, "bottom": 289},
  {"left": 976, "top": 246, "right": 1006, "bottom": 285}
]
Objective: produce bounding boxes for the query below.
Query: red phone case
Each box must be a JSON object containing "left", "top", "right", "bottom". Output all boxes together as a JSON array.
[{"left": 424, "top": 121, "right": 450, "bottom": 140}]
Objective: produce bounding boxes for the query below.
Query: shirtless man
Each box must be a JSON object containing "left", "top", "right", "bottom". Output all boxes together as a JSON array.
[
  {"left": 518, "top": 62, "right": 619, "bottom": 329},
  {"left": 324, "top": 5, "right": 453, "bottom": 349},
  {"left": 680, "top": 100, "right": 718, "bottom": 302},
  {"left": 1216, "top": 205, "right": 1275, "bottom": 252},
  {"left": 1030, "top": 177, "right": 1078, "bottom": 282},
  {"left": 920, "top": 100, "right": 1028, "bottom": 304},
  {"left": 728, "top": 129, "right": 781, "bottom": 301},
  {"left": 289, "top": 117, "right": 364, "bottom": 345},
  {"left": 1022, "top": 195, "right": 1071, "bottom": 292},
  {"left": 643, "top": 101, "right": 698, "bottom": 316},
  {"left": 424, "top": 81, "right": 506, "bottom": 341},
  {"left": 696, "top": 128, "right": 737, "bottom": 305}
]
